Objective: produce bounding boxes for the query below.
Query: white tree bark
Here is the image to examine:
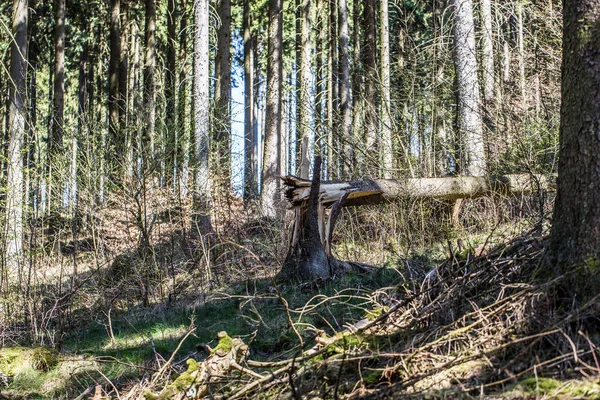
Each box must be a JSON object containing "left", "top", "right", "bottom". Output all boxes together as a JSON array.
[
  {"left": 481, "top": 0, "right": 495, "bottom": 103},
  {"left": 452, "top": 0, "right": 486, "bottom": 176},
  {"left": 338, "top": 0, "right": 353, "bottom": 178},
  {"left": 283, "top": 174, "right": 555, "bottom": 209},
  {"left": 260, "top": 0, "right": 283, "bottom": 218},
  {"left": 193, "top": 0, "right": 212, "bottom": 232},
  {"left": 516, "top": 0, "right": 526, "bottom": 112},
  {"left": 6, "top": 0, "right": 28, "bottom": 271},
  {"left": 296, "top": 0, "right": 312, "bottom": 176},
  {"left": 380, "top": 0, "right": 393, "bottom": 179}
]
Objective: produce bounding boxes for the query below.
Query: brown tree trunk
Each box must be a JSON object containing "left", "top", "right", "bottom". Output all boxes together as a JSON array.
[
  {"left": 166, "top": 0, "right": 177, "bottom": 187},
  {"left": 260, "top": 0, "right": 283, "bottom": 218},
  {"left": 243, "top": 0, "right": 257, "bottom": 201},
  {"left": 144, "top": 0, "right": 157, "bottom": 160},
  {"left": 109, "top": 0, "right": 121, "bottom": 163},
  {"left": 548, "top": 0, "right": 600, "bottom": 295},
  {"left": 215, "top": 0, "right": 231, "bottom": 189}
]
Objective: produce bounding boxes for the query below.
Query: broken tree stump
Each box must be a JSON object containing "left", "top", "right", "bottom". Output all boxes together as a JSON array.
[{"left": 279, "top": 171, "right": 555, "bottom": 280}]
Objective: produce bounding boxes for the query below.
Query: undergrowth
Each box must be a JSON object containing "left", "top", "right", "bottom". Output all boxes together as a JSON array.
[{"left": 1, "top": 191, "right": 598, "bottom": 399}]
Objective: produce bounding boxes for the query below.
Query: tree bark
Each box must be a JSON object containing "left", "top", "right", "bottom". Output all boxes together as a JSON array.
[
  {"left": 338, "top": 0, "right": 352, "bottom": 178},
  {"left": 109, "top": 0, "right": 121, "bottom": 163},
  {"left": 326, "top": 0, "right": 337, "bottom": 178},
  {"left": 243, "top": 0, "right": 257, "bottom": 201},
  {"left": 380, "top": 0, "right": 392, "bottom": 179},
  {"left": 283, "top": 174, "right": 555, "bottom": 209},
  {"left": 178, "top": 0, "right": 189, "bottom": 198},
  {"left": 452, "top": 0, "right": 486, "bottom": 176},
  {"left": 6, "top": 0, "right": 28, "bottom": 271},
  {"left": 260, "top": 0, "right": 283, "bottom": 218},
  {"left": 362, "top": 0, "right": 377, "bottom": 160},
  {"left": 193, "top": 0, "right": 212, "bottom": 233},
  {"left": 548, "top": 0, "right": 600, "bottom": 294},
  {"left": 144, "top": 0, "right": 157, "bottom": 160},
  {"left": 481, "top": 0, "right": 495, "bottom": 103},
  {"left": 296, "top": 0, "right": 312, "bottom": 177},
  {"left": 215, "top": 0, "right": 231, "bottom": 189},
  {"left": 166, "top": 0, "right": 177, "bottom": 188}
]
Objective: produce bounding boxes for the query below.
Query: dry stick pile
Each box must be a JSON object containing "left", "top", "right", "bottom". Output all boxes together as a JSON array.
[{"left": 117, "top": 227, "right": 599, "bottom": 399}]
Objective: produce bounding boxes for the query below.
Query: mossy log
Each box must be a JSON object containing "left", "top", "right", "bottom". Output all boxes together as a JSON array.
[{"left": 144, "top": 332, "right": 251, "bottom": 400}]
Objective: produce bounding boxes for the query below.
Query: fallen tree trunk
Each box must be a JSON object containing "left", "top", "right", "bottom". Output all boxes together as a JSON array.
[
  {"left": 279, "top": 172, "right": 555, "bottom": 281},
  {"left": 283, "top": 174, "right": 556, "bottom": 209}
]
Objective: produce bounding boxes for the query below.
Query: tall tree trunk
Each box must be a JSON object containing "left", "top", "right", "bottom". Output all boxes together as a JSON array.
[
  {"left": 548, "top": 0, "right": 600, "bottom": 294},
  {"left": 481, "top": 0, "right": 495, "bottom": 103},
  {"left": 119, "top": 0, "right": 129, "bottom": 150},
  {"left": 362, "top": 0, "right": 377, "bottom": 163},
  {"left": 326, "top": 0, "right": 337, "bottom": 178},
  {"left": 516, "top": 0, "right": 526, "bottom": 113},
  {"left": 243, "top": 0, "right": 255, "bottom": 201},
  {"left": 51, "top": 0, "right": 65, "bottom": 213},
  {"left": 315, "top": 0, "right": 326, "bottom": 163},
  {"left": 6, "top": 0, "right": 28, "bottom": 271},
  {"left": 260, "top": 0, "right": 283, "bottom": 218},
  {"left": 295, "top": 0, "right": 311, "bottom": 177},
  {"left": 144, "top": 0, "right": 157, "bottom": 162},
  {"left": 193, "top": 0, "right": 212, "bottom": 233},
  {"left": 452, "top": 0, "right": 486, "bottom": 176},
  {"left": 109, "top": 0, "right": 121, "bottom": 166},
  {"left": 215, "top": 0, "right": 231, "bottom": 189},
  {"left": 166, "top": 0, "right": 177, "bottom": 188},
  {"left": 351, "top": 0, "right": 363, "bottom": 175},
  {"left": 380, "top": 0, "right": 392, "bottom": 179},
  {"left": 179, "top": 0, "right": 189, "bottom": 198},
  {"left": 481, "top": 0, "right": 497, "bottom": 165},
  {"left": 338, "top": 0, "right": 352, "bottom": 178}
]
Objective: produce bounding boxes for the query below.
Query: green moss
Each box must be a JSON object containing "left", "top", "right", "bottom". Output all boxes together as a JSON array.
[
  {"left": 211, "top": 332, "right": 234, "bottom": 355},
  {"left": 520, "top": 377, "right": 561, "bottom": 391},
  {"left": 144, "top": 358, "right": 200, "bottom": 400},
  {"left": 363, "top": 370, "right": 383, "bottom": 384}
]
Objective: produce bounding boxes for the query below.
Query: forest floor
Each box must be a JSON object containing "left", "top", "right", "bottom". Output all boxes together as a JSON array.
[{"left": 0, "top": 193, "right": 599, "bottom": 399}]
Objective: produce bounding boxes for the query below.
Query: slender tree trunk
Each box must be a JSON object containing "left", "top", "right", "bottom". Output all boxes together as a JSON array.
[
  {"left": 517, "top": 0, "right": 526, "bottom": 113},
  {"left": 481, "top": 0, "right": 498, "bottom": 165},
  {"left": 351, "top": 0, "right": 363, "bottom": 175},
  {"left": 51, "top": 0, "right": 65, "bottom": 213},
  {"left": 6, "top": 0, "right": 28, "bottom": 272},
  {"left": 295, "top": 0, "right": 311, "bottom": 177},
  {"left": 193, "top": 0, "right": 212, "bottom": 232},
  {"left": 362, "top": 0, "right": 377, "bottom": 161},
  {"left": 548, "top": 0, "right": 600, "bottom": 293},
  {"left": 243, "top": 0, "right": 255, "bottom": 201},
  {"left": 260, "top": 0, "right": 283, "bottom": 218},
  {"left": 315, "top": 0, "right": 326, "bottom": 160},
  {"left": 119, "top": 0, "right": 129, "bottom": 146},
  {"left": 166, "top": 0, "right": 177, "bottom": 188},
  {"left": 481, "top": 0, "right": 495, "bottom": 103},
  {"left": 215, "top": 0, "right": 231, "bottom": 189},
  {"left": 338, "top": 0, "right": 352, "bottom": 178},
  {"left": 179, "top": 0, "right": 189, "bottom": 198},
  {"left": 326, "top": 0, "right": 337, "bottom": 178},
  {"left": 144, "top": 0, "right": 157, "bottom": 161},
  {"left": 380, "top": 0, "right": 392, "bottom": 179},
  {"left": 452, "top": 0, "right": 486, "bottom": 176},
  {"left": 109, "top": 0, "right": 121, "bottom": 165}
]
